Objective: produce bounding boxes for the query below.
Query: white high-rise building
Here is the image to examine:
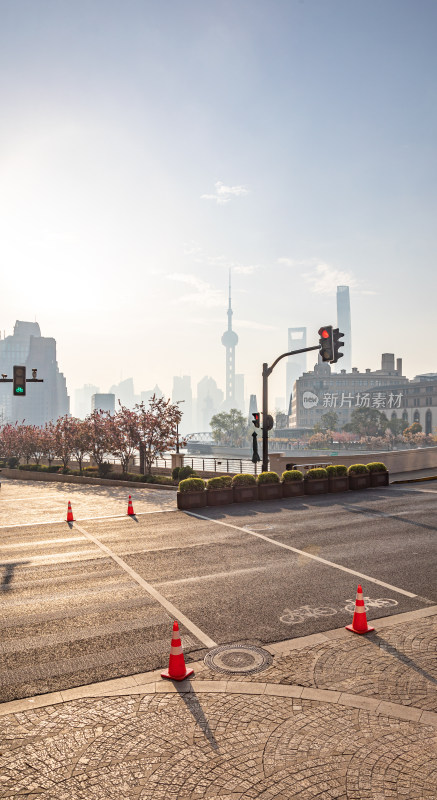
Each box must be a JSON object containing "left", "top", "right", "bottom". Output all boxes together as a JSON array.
[
  {"left": 0, "top": 321, "right": 69, "bottom": 425},
  {"left": 285, "top": 327, "right": 307, "bottom": 410},
  {"left": 336, "top": 286, "right": 351, "bottom": 372}
]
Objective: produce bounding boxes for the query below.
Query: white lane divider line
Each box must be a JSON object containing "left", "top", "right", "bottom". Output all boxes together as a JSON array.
[
  {"left": 390, "top": 486, "right": 437, "bottom": 494},
  {"left": 0, "top": 508, "right": 177, "bottom": 529},
  {"left": 185, "top": 512, "right": 417, "bottom": 599},
  {"left": 72, "top": 521, "right": 217, "bottom": 650}
]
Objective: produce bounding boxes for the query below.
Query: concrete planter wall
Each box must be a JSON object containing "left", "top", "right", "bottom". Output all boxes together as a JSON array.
[
  {"left": 369, "top": 471, "right": 389, "bottom": 487},
  {"left": 233, "top": 485, "right": 259, "bottom": 503},
  {"left": 176, "top": 491, "right": 207, "bottom": 510},
  {"left": 304, "top": 478, "right": 329, "bottom": 495},
  {"left": 258, "top": 483, "right": 282, "bottom": 501},
  {"left": 282, "top": 481, "right": 305, "bottom": 498},
  {"left": 328, "top": 476, "right": 349, "bottom": 493},
  {"left": 348, "top": 473, "right": 371, "bottom": 490},
  {"left": 206, "top": 488, "right": 235, "bottom": 506}
]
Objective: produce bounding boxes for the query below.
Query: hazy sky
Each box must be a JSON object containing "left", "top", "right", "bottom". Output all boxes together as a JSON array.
[{"left": 1, "top": 0, "right": 436, "bottom": 407}]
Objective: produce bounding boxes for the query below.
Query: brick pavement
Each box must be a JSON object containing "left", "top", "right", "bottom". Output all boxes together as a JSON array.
[{"left": 1, "top": 607, "right": 436, "bottom": 799}]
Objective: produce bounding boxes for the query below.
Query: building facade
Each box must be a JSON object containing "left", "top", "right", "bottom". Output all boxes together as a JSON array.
[
  {"left": 91, "top": 394, "right": 115, "bottom": 413},
  {"left": 172, "top": 375, "right": 193, "bottom": 435},
  {"left": 290, "top": 353, "right": 408, "bottom": 429},
  {"left": 0, "top": 321, "right": 69, "bottom": 426}
]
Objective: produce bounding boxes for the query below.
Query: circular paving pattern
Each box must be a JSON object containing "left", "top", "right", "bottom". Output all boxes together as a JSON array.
[
  {"left": 1, "top": 692, "right": 436, "bottom": 800},
  {"left": 204, "top": 644, "right": 273, "bottom": 674}
]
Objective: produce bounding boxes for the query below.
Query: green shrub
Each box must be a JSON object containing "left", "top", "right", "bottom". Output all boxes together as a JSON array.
[
  {"left": 58, "top": 467, "right": 70, "bottom": 474},
  {"left": 305, "top": 468, "right": 328, "bottom": 480},
  {"left": 325, "top": 465, "right": 337, "bottom": 477},
  {"left": 366, "top": 461, "right": 388, "bottom": 473},
  {"left": 178, "top": 477, "right": 205, "bottom": 493},
  {"left": 98, "top": 462, "right": 112, "bottom": 478},
  {"left": 281, "top": 469, "right": 304, "bottom": 482},
  {"left": 232, "top": 473, "right": 256, "bottom": 487},
  {"left": 347, "top": 464, "right": 370, "bottom": 475},
  {"left": 8, "top": 457, "right": 20, "bottom": 469},
  {"left": 335, "top": 465, "right": 348, "bottom": 476},
  {"left": 177, "top": 465, "right": 197, "bottom": 480},
  {"left": 172, "top": 466, "right": 180, "bottom": 480},
  {"left": 257, "top": 471, "right": 279, "bottom": 484},
  {"left": 47, "top": 465, "right": 61, "bottom": 472},
  {"left": 206, "top": 475, "right": 233, "bottom": 489}
]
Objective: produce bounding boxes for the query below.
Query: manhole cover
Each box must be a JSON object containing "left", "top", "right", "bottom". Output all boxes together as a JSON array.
[{"left": 204, "top": 644, "right": 273, "bottom": 675}]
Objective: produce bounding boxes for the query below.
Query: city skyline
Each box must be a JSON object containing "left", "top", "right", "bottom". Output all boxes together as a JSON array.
[{"left": 1, "top": 1, "right": 436, "bottom": 405}]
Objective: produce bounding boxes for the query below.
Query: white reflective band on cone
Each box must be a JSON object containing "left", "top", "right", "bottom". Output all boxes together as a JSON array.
[
  {"left": 170, "top": 645, "right": 183, "bottom": 655},
  {"left": 354, "top": 606, "right": 366, "bottom": 613}
]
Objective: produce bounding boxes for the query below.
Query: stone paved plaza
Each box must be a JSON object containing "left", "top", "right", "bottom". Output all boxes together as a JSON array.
[{"left": 1, "top": 608, "right": 436, "bottom": 799}]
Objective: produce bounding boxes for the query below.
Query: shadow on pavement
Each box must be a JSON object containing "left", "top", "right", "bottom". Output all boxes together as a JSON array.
[
  {"left": 0, "top": 561, "right": 30, "bottom": 592},
  {"left": 367, "top": 631, "right": 437, "bottom": 685},
  {"left": 176, "top": 684, "right": 220, "bottom": 752}
]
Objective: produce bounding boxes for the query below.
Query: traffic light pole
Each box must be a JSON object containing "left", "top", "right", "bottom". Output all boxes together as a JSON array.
[{"left": 261, "top": 345, "right": 319, "bottom": 473}]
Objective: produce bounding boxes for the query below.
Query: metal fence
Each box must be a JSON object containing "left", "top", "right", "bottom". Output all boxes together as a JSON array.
[{"left": 153, "top": 455, "right": 262, "bottom": 475}]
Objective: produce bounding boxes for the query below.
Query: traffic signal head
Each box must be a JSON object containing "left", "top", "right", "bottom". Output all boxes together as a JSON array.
[
  {"left": 318, "top": 326, "right": 334, "bottom": 362},
  {"left": 332, "top": 328, "right": 344, "bottom": 363},
  {"left": 13, "top": 365, "right": 26, "bottom": 396},
  {"left": 252, "top": 412, "right": 260, "bottom": 428}
]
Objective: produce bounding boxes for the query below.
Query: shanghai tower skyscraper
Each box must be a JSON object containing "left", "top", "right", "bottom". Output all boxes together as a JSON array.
[{"left": 336, "top": 286, "right": 351, "bottom": 372}]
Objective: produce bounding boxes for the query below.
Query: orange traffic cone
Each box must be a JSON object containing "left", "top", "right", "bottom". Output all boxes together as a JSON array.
[
  {"left": 127, "top": 495, "right": 135, "bottom": 516},
  {"left": 67, "top": 501, "right": 74, "bottom": 522},
  {"left": 345, "top": 585, "right": 375, "bottom": 634},
  {"left": 161, "top": 621, "right": 194, "bottom": 681}
]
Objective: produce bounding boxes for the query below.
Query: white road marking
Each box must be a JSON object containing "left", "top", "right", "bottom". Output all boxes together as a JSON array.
[
  {"left": 0, "top": 536, "right": 84, "bottom": 549},
  {"left": 0, "top": 494, "right": 64, "bottom": 503},
  {"left": 72, "top": 521, "right": 217, "bottom": 649},
  {"left": 186, "top": 512, "right": 417, "bottom": 599},
  {"left": 0, "top": 508, "right": 177, "bottom": 529},
  {"left": 0, "top": 549, "right": 102, "bottom": 564},
  {"left": 390, "top": 486, "right": 437, "bottom": 494},
  {"left": 154, "top": 565, "right": 267, "bottom": 588}
]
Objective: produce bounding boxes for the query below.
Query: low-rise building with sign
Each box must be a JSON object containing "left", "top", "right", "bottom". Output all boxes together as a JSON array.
[{"left": 290, "top": 353, "right": 409, "bottom": 430}]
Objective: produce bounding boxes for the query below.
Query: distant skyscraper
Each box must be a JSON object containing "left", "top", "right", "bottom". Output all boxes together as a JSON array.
[
  {"left": 109, "top": 378, "right": 136, "bottom": 409},
  {"left": 221, "top": 271, "right": 239, "bottom": 409},
  {"left": 336, "top": 286, "right": 351, "bottom": 372},
  {"left": 234, "top": 374, "right": 245, "bottom": 413},
  {"left": 74, "top": 384, "right": 99, "bottom": 418},
  {"left": 0, "top": 320, "right": 69, "bottom": 425},
  {"left": 248, "top": 394, "right": 258, "bottom": 424},
  {"left": 197, "top": 376, "right": 223, "bottom": 430},
  {"left": 172, "top": 375, "right": 192, "bottom": 434},
  {"left": 92, "top": 394, "right": 115, "bottom": 413},
  {"left": 285, "top": 327, "right": 307, "bottom": 409}
]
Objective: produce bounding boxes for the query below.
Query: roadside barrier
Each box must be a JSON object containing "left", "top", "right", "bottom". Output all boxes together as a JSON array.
[
  {"left": 127, "top": 495, "right": 135, "bottom": 516},
  {"left": 161, "top": 620, "right": 194, "bottom": 681},
  {"left": 345, "top": 585, "right": 375, "bottom": 634},
  {"left": 66, "top": 501, "right": 74, "bottom": 522}
]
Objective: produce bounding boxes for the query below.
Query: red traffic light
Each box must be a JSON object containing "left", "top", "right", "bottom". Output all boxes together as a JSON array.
[
  {"left": 252, "top": 412, "right": 260, "bottom": 428},
  {"left": 319, "top": 328, "right": 330, "bottom": 339}
]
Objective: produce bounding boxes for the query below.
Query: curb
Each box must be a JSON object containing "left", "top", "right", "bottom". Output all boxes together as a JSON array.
[{"left": 1, "top": 605, "right": 436, "bottom": 722}]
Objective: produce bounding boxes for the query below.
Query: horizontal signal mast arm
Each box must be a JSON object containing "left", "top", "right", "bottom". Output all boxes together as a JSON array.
[{"left": 266, "top": 344, "right": 320, "bottom": 377}]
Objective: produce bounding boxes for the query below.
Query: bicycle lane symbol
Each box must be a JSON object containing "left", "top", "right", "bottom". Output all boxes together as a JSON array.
[{"left": 280, "top": 598, "right": 398, "bottom": 626}]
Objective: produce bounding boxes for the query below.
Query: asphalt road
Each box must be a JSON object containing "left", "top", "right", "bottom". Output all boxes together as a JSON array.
[{"left": 0, "top": 478, "right": 436, "bottom": 702}]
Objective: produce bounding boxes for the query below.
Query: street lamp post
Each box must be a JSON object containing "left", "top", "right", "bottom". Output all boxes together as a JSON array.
[{"left": 175, "top": 400, "right": 185, "bottom": 453}]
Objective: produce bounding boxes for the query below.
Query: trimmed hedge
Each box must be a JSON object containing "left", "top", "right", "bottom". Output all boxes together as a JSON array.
[
  {"left": 347, "top": 464, "right": 370, "bottom": 475},
  {"left": 257, "top": 471, "right": 279, "bottom": 485},
  {"left": 305, "top": 468, "right": 328, "bottom": 480},
  {"left": 282, "top": 469, "right": 304, "bottom": 482},
  {"left": 206, "top": 475, "right": 233, "bottom": 489},
  {"left": 232, "top": 473, "right": 256, "bottom": 487},
  {"left": 326, "top": 465, "right": 348, "bottom": 477},
  {"left": 179, "top": 477, "right": 206, "bottom": 493},
  {"left": 366, "top": 461, "right": 388, "bottom": 473}
]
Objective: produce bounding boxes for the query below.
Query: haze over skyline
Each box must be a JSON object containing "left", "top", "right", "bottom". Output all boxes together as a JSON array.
[{"left": 1, "top": 0, "right": 436, "bottom": 404}]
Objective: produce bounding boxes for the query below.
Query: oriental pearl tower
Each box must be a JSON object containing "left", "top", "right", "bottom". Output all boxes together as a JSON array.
[{"left": 221, "top": 271, "right": 239, "bottom": 407}]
